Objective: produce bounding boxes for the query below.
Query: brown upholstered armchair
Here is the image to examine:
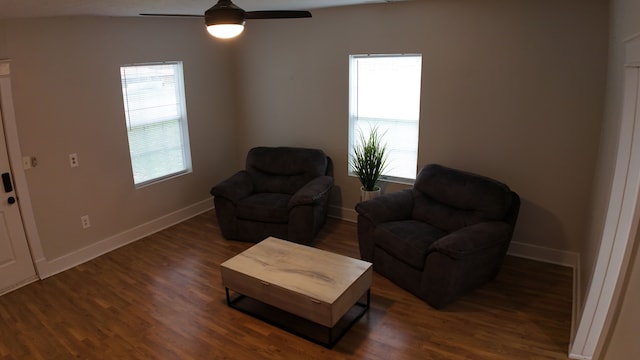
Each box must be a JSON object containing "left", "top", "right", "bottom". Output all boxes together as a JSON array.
[
  {"left": 211, "top": 146, "right": 334, "bottom": 245},
  {"left": 355, "top": 164, "right": 520, "bottom": 309}
]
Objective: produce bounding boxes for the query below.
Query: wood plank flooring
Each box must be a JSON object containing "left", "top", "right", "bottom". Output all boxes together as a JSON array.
[{"left": 0, "top": 210, "right": 573, "bottom": 359}]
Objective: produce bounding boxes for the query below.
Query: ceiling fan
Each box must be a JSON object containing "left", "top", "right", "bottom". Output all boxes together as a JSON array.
[{"left": 141, "top": 0, "right": 312, "bottom": 39}]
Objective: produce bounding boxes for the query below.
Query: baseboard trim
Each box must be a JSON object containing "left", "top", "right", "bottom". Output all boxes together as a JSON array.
[
  {"left": 507, "top": 241, "right": 579, "bottom": 268},
  {"left": 329, "top": 205, "right": 357, "bottom": 223},
  {"left": 35, "top": 199, "right": 213, "bottom": 279},
  {"left": 568, "top": 352, "right": 592, "bottom": 360},
  {"left": 0, "top": 275, "right": 39, "bottom": 296},
  {"left": 35, "top": 202, "right": 581, "bottom": 322},
  {"left": 40, "top": 202, "right": 578, "bottom": 270}
]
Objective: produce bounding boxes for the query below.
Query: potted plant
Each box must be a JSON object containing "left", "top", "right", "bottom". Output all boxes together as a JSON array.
[{"left": 351, "top": 126, "right": 388, "bottom": 201}]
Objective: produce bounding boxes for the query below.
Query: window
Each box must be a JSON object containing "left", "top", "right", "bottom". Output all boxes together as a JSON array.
[
  {"left": 348, "top": 54, "right": 422, "bottom": 182},
  {"left": 120, "top": 62, "right": 192, "bottom": 186}
]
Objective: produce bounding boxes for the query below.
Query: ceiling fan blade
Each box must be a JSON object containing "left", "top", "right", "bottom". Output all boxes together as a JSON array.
[
  {"left": 140, "top": 13, "right": 203, "bottom": 18},
  {"left": 245, "top": 11, "right": 312, "bottom": 19}
]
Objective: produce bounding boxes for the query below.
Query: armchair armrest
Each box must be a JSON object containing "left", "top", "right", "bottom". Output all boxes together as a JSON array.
[
  {"left": 430, "top": 221, "right": 511, "bottom": 259},
  {"left": 210, "top": 171, "right": 253, "bottom": 204},
  {"left": 355, "top": 189, "right": 414, "bottom": 224},
  {"left": 288, "top": 176, "right": 334, "bottom": 208}
]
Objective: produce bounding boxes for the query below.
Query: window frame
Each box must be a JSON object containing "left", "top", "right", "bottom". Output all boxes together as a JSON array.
[
  {"left": 348, "top": 53, "right": 423, "bottom": 185},
  {"left": 120, "top": 61, "right": 192, "bottom": 188}
]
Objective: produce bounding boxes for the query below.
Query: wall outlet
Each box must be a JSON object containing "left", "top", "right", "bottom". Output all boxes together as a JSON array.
[
  {"left": 69, "top": 153, "right": 79, "bottom": 168},
  {"left": 22, "top": 156, "right": 31, "bottom": 170},
  {"left": 80, "top": 215, "right": 90, "bottom": 229}
]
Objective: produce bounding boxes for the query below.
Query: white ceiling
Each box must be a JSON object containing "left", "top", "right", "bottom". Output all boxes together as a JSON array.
[{"left": 0, "top": 0, "right": 398, "bottom": 19}]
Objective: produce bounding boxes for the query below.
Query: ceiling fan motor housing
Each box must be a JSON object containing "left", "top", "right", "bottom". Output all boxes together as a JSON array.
[{"left": 205, "top": 0, "right": 246, "bottom": 26}]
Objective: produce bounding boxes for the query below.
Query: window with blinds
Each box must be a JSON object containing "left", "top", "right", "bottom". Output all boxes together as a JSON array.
[
  {"left": 348, "top": 54, "right": 422, "bottom": 182},
  {"left": 120, "top": 62, "right": 192, "bottom": 187}
]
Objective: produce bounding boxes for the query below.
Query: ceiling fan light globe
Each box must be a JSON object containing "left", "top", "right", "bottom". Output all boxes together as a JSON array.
[{"left": 207, "top": 24, "right": 245, "bottom": 39}]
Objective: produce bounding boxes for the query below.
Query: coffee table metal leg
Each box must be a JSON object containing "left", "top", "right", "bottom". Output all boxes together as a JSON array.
[
  {"left": 326, "top": 289, "right": 371, "bottom": 347},
  {"left": 226, "top": 288, "right": 371, "bottom": 348},
  {"left": 329, "top": 326, "right": 334, "bottom": 346},
  {"left": 226, "top": 287, "right": 245, "bottom": 306},
  {"left": 365, "top": 289, "right": 371, "bottom": 309}
]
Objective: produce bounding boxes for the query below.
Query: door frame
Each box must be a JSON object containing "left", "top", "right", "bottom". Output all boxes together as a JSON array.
[
  {"left": 569, "top": 33, "right": 640, "bottom": 359},
  {"left": 0, "top": 60, "right": 45, "bottom": 277}
]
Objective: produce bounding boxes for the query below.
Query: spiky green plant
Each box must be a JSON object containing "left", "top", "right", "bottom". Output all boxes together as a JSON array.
[{"left": 351, "top": 126, "right": 388, "bottom": 191}]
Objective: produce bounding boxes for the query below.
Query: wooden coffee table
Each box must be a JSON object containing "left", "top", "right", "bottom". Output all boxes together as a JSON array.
[{"left": 220, "top": 237, "right": 372, "bottom": 347}]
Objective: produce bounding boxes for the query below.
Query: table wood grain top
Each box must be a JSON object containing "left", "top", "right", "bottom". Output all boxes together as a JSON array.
[{"left": 220, "top": 237, "right": 372, "bottom": 304}]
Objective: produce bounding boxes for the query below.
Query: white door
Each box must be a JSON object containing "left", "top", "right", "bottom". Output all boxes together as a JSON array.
[{"left": 0, "top": 69, "right": 36, "bottom": 294}]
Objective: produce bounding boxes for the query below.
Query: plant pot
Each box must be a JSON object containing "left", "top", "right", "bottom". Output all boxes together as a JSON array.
[{"left": 360, "top": 186, "right": 381, "bottom": 202}]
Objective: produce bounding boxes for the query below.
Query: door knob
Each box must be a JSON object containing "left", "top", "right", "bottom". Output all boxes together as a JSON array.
[{"left": 7, "top": 196, "right": 15, "bottom": 204}]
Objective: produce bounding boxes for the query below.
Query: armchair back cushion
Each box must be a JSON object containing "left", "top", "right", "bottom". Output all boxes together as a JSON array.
[
  {"left": 247, "top": 147, "right": 329, "bottom": 194},
  {"left": 412, "top": 164, "right": 514, "bottom": 232}
]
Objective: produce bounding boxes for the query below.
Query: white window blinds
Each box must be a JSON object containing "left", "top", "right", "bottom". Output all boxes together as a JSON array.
[{"left": 120, "top": 62, "right": 192, "bottom": 186}]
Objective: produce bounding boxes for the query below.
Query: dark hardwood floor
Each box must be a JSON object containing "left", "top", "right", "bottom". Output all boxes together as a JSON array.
[{"left": 0, "top": 210, "right": 572, "bottom": 359}]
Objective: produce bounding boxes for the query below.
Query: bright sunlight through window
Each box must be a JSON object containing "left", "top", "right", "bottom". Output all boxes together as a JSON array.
[{"left": 349, "top": 54, "right": 422, "bottom": 182}]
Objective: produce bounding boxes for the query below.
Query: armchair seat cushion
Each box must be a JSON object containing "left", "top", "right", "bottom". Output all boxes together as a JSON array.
[
  {"left": 375, "top": 220, "right": 447, "bottom": 270},
  {"left": 236, "top": 193, "right": 291, "bottom": 223}
]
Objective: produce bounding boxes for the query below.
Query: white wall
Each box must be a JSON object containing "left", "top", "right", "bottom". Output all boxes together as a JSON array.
[
  {"left": 234, "top": 0, "right": 608, "bottom": 259},
  {"left": 0, "top": 16, "right": 238, "bottom": 262}
]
